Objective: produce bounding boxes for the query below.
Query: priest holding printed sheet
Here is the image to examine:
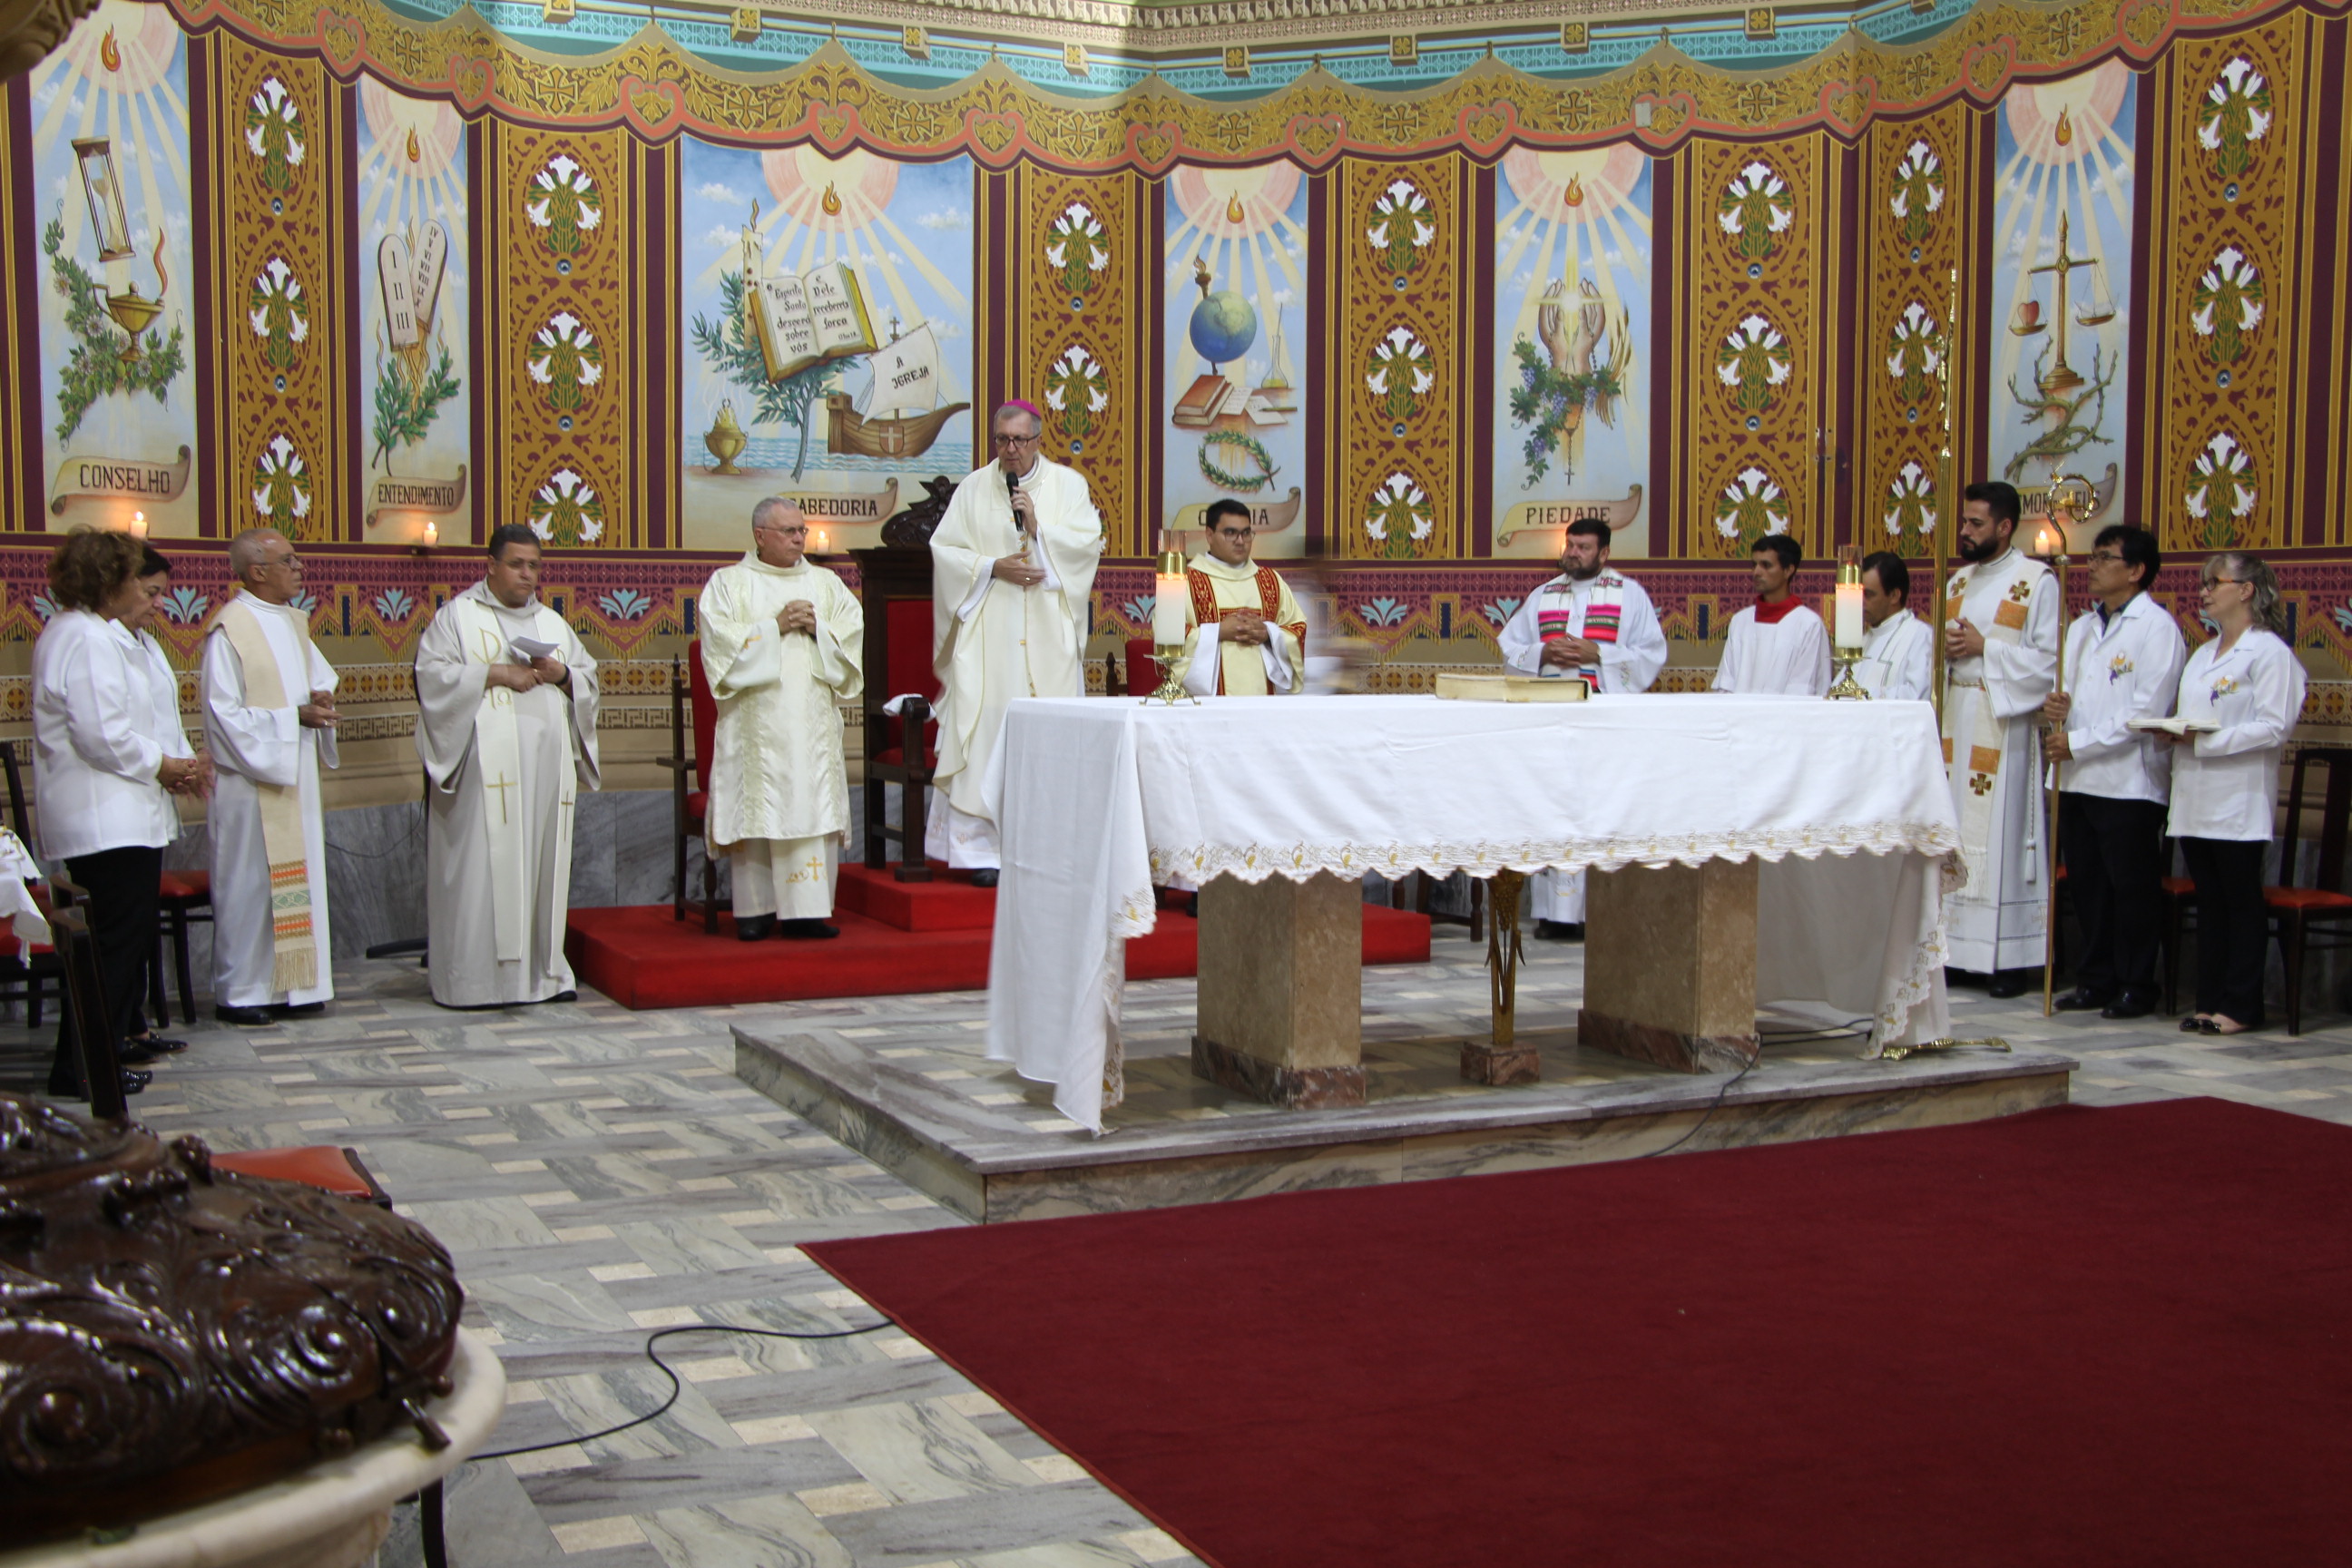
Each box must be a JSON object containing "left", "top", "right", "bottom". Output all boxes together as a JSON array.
[
  {"left": 700, "top": 498, "right": 863, "bottom": 940},
  {"left": 203, "top": 528, "right": 338, "bottom": 1025},
  {"left": 1494, "top": 516, "right": 1668, "bottom": 938},
  {"left": 1711, "top": 533, "right": 1830, "bottom": 697},
  {"left": 416, "top": 525, "right": 601, "bottom": 1007},
  {"left": 1856, "top": 551, "right": 1933, "bottom": 701},
  {"left": 1171, "top": 499, "right": 1306, "bottom": 698},
  {"left": 1940, "top": 481, "right": 2061, "bottom": 995},
  {"left": 928, "top": 400, "right": 1105, "bottom": 886}
]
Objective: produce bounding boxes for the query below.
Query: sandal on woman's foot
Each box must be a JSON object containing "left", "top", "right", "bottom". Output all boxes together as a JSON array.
[
  {"left": 2180, "top": 1014, "right": 2210, "bottom": 1033},
  {"left": 2205, "top": 1014, "right": 2259, "bottom": 1035}
]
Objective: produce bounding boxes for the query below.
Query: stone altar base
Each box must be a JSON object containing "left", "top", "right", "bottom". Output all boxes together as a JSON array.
[{"left": 736, "top": 1020, "right": 2075, "bottom": 1225}]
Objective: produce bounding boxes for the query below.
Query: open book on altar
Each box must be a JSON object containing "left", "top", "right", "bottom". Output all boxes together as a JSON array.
[
  {"left": 2125, "top": 717, "right": 2220, "bottom": 736},
  {"left": 745, "top": 260, "right": 878, "bottom": 382},
  {"left": 1434, "top": 673, "right": 1590, "bottom": 703}
]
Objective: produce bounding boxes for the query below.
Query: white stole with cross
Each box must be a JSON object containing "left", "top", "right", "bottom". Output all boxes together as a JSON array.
[
  {"left": 1941, "top": 549, "right": 2045, "bottom": 893},
  {"left": 456, "top": 597, "right": 576, "bottom": 964}
]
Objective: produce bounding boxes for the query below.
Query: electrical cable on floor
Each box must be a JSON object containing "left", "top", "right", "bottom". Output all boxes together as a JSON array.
[
  {"left": 1636, "top": 1016, "right": 1874, "bottom": 1160},
  {"left": 471, "top": 1319, "right": 897, "bottom": 1462}
]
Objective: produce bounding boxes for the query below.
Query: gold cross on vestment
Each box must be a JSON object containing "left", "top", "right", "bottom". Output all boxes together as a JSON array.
[{"left": 487, "top": 771, "right": 517, "bottom": 823}]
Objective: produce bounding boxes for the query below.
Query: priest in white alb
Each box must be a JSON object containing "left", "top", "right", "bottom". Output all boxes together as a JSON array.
[
  {"left": 1857, "top": 550, "right": 1933, "bottom": 701},
  {"left": 927, "top": 399, "right": 1104, "bottom": 887},
  {"left": 203, "top": 528, "right": 338, "bottom": 1024},
  {"left": 1171, "top": 498, "right": 1305, "bottom": 698},
  {"left": 416, "top": 524, "right": 601, "bottom": 1007},
  {"left": 1495, "top": 515, "right": 1668, "bottom": 938},
  {"left": 1940, "top": 480, "right": 2060, "bottom": 995},
  {"left": 699, "top": 497, "right": 863, "bottom": 940},
  {"left": 1712, "top": 533, "right": 1830, "bottom": 696}
]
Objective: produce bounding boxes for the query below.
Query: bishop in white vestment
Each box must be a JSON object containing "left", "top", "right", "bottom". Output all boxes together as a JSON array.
[
  {"left": 1171, "top": 499, "right": 1306, "bottom": 698},
  {"left": 203, "top": 529, "right": 338, "bottom": 1018},
  {"left": 1856, "top": 552, "right": 1933, "bottom": 701},
  {"left": 1940, "top": 485, "right": 2060, "bottom": 988},
  {"left": 416, "top": 528, "right": 601, "bottom": 1007},
  {"left": 927, "top": 402, "right": 1104, "bottom": 877},
  {"left": 700, "top": 499, "right": 864, "bottom": 938},
  {"left": 1494, "top": 518, "right": 1667, "bottom": 932}
]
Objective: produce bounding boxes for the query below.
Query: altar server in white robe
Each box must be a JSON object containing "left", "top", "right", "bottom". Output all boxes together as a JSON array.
[
  {"left": 1711, "top": 533, "right": 1831, "bottom": 697},
  {"left": 1940, "top": 480, "right": 2061, "bottom": 995},
  {"left": 416, "top": 525, "right": 601, "bottom": 1007},
  {"left": 1171, "top": 498, "right": 1307, "bottom": 698},
  {"left": 700, "top": 498, "right": 863, "bottom": 941},
  {"left": 927, "top": 400, "right": 1104, "bottom": 886},
  {"left": 1856, "top": 551, "right": 1933, "bottom": 701},
  {"left": 203, "top": 528, "right": 338, "bottom": 1024},
  {"left": 1495, "top": 516, "right": 1668, "bottom": 938}
]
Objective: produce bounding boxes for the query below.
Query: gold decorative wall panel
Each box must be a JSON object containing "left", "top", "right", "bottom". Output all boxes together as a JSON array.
[
  {"left": 207, "top": 38, "right": 348, "bottom": 542},
  {"left": 1673, "top": 135, "right": 1833, "bottom": 561},
  {"left": 1328, "top": 156, "right": 1467, "bottom": 560},
  {"left": 2142, "top": 15, "right": 2306, "bottom": 551},
  {"left": 1009, "top": 167, "right": 1145, "bottom": 556},
  {"left": 478, "top": 122, "right": 640, "bottom": 547},
  {"left": 1858, "top": 105, "right": 1989, "bottom": 559}
]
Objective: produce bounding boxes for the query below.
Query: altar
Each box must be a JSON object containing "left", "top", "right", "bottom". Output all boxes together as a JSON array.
[{"left": 985, "top": 693, "right": 1961, "bottom": 1132}]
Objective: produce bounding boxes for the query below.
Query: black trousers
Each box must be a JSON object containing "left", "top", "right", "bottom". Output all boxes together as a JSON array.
[
  {"left": 2179, "top": 836, "right": 2269, "bottom": 1025},
  {"left": 2058, "top": 792, "right": 2168, "bottom": 998},
  {"left": 52, "top": 844, "right": 159, "bottom": 1090}
]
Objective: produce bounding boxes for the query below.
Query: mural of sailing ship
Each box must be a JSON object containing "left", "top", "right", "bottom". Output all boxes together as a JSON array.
[{"left": 825, "top": 315, "right": 969, "bottom": 458}]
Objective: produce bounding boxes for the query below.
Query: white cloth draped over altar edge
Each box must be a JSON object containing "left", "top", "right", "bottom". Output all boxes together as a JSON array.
[{"left": 984, "top": 693, "right": 1964, "bottom": 1132}]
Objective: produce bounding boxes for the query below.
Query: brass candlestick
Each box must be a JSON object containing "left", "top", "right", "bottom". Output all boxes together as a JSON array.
[
  {"left": 1144, "top": 535, "right": 1197, "bottom": 706},
  {"left": 2034, "top": 472, "right": 2094, "bottom": 1018},
  {"left": 1828, "top": 544, "right": 1869, "bottom": 701}
]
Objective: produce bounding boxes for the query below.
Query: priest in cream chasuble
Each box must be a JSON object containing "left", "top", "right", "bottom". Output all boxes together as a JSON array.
[
  {"left": 698, "top": 499, "right": 864, "bottom": 938},
  {"left": 1170, "top": 499, "right": 1306, "bottom": 698},
  {"left": 1940, "top": 483, "right": 2060, "bottom": 989},
  {"left": 416, "top": 527, "right": 601, "bottom": 1007},
  {"left": 927, "top": 401, "right": 1104, "bottom": 875}
]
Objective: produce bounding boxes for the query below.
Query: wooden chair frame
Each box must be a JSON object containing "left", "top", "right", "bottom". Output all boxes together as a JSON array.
[{"left": 658, "top": 652, "right": 720, "bottom": 933}]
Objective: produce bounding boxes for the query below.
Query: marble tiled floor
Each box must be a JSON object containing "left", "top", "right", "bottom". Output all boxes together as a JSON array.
[{"left": 4, "top": 926, "right": 2347, "bottom": 1568}]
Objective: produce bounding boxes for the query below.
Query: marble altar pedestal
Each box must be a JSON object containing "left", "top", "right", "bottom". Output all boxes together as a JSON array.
[
  {"left": 1191, "top": 872, "right": 1367, "bottom": 1108},
  {"left": 1579, "top": 859, "right": 1760, "bottom": 1073}
]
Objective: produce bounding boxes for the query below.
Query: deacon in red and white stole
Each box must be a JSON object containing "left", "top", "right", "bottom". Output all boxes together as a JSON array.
[
  {"left": 1171, "top": 499, "right": 1306, "bottom": 698},
  {"left": 1712, "top": 533, "right": 1830, "bottom": 696},
  {"left": 1494, "top": 516, "right": 1667, "bottom": 937},
  {"left": 1940, "top": 480, "right": 2060, "bottom": 996}
]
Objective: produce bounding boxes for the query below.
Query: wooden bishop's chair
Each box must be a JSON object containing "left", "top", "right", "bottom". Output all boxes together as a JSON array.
[
  {"left": 0, "top": 740, "right": 63, "bottom": 1027},
  {"left": 660, "top": 643, "right": 721, "bottom": 932},
  {"left": 2265, "top": 746, "right": 2352, "bottom": 1035},
  {"left": 854, "top": 549, "right": 942, "bottom": 882}
]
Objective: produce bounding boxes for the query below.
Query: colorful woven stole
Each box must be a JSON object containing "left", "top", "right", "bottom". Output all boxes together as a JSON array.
[
  {"left": 1186, "top": 565, "right": 1304, "bottom": 695},
  {"left": 1536, "top": 574, "right": 1622, "bottom": 681}
]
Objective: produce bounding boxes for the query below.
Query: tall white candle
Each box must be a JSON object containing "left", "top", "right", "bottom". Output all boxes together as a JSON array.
[
  {"left": 1152, "top": 574, "right": 1188, "bottom": 646},
  {"left": 1835, "top": 582, "right": 1864, "bottom": 651}
]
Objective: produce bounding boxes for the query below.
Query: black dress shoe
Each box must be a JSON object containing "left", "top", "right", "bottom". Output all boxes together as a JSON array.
[
  {"left": 276, "top": 1002, "right": 326, "bottom": 1017},
  {"left": 46, "top": 1065, "right": 152, "bottom": 1101},
  {"left": 120, "top": 1036, "right": 188, "bottom": 1064},
  {"left": 2101, "top": 995, "right": 2158, "bottom": 1020},
  {"left": 733, "top": 914, "right": 777, "bottom": 941},
  {"left": 778, "top": 918, "right": 840, "bottom": 940},
  {"left": 1534, "top": 919, "right": 1585, "bottom": 941},
  {"left": 2053, "top": 988, "right": 2114, "bottom": 1013},
  {"left": 1985, "top": 969, "right": 2036, "bottom": 999},
  {"left": 215, "top": 1004, "right": 277, "bottom": 1026},
  {"left": 968, "top": 869, "right": 1000, "bottom": 888},
  {"left": 544, "top": 990, "right": 578, "bottom": 1004}
]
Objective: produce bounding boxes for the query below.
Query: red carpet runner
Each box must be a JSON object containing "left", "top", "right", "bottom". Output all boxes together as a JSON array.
[
  {"left": 564, "top": 867, "right": 1431, "bottom": 1009},
  {"left": 806, "top": 1098, "right": 2352, "bottom": 1567}
]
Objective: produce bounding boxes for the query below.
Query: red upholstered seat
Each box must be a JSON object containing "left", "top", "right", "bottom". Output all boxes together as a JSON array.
[
  {"left": 2264, "top": 887, "right": 2352, "bottom": 910},
  {"left": 2161, "top": 876, "right": 2195, "bottom": 894},
  {"left": 685, "top": 789, "right": 707, "bottom": 822},
  {"left": 874, "top": 600, "right": 944, "bottom": 757},
  {"left": 1125, "top": 638, "right": 1161, "bottom": 696},
  {"left": 158, "top": 869, "right": 210, "bottom": 902},
  {"left": 869, "top": 747, "right": 942, "bottom": 770},
  {"left": 212, "top": 1144, "right": 387, "bottom": 1204},
  {"left": 687, "top": 642, "right": 717, "bottom": 794}
]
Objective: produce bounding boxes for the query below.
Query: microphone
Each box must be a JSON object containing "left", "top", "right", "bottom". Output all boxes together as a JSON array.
[{"left": 1005, "top": 460, "right": 1031, "bottom": 546}]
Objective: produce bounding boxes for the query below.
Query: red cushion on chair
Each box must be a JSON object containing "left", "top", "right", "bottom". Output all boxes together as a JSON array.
[
  {"left": 158, "top": 869, "right": 210, "bottom": 903},
  {"left": 685, "top": 789, "right": 707, "bottom": 823},
  {"left": 2263, "top": 887, "right": 2352, "bottom": 910},
  {"left": 0, "top": 936, "right": 52, "bottom": 959},
  {"left": 870, "top": 745, "right": 942, "bottom": 770},
  {"left": 1125, "top": 638, "right": 1162, "bottom": 696},
  {"left": 2161, "top": 877, "right": 2196, "bottom": 895},
  {"left": 685, "top": 641, "right": 719, "bottom": 794},
  {"left": 213, "top": 1145, "right": 380, "bottom": 1200}
]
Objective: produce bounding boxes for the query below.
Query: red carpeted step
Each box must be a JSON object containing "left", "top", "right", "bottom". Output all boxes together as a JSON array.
[
  {"left": 564, "top": 902, "right": 1431, "bottom": 1010},
  {"left": 806, "top": 1097, "right": 2352, "bottom": 1567},
  {"left": 835, "top": 862, "right": 998, "bottom": 932}
]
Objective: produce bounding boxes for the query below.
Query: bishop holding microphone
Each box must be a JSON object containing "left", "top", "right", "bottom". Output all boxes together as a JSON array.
[{"left": 926, "top": 399, "right": 1106, "bottom": 885}]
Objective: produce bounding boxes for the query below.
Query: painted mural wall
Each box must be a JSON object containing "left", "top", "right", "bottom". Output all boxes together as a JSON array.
[{"left": 0, "top": 0, "right": 2347, "bottom": 699}]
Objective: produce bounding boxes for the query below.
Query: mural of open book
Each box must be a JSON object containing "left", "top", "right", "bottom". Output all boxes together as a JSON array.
[{"left": 745, "top": 255, "right": 878, "bottom": 380}]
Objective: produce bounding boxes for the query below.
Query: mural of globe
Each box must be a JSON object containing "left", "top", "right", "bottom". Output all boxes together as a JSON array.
[{"left": 1189, "top": 289, "right": 1259, "bottom": 368}]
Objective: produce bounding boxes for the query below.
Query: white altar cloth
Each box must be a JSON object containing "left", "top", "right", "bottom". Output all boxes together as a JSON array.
[{"left": 985, "top": 693, "right": 1962, "bottom": 1131}]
